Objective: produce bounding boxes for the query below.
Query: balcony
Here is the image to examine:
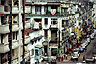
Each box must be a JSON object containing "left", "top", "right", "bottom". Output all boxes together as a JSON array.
[
  {"left": 12, "top": 40, "right": 19, "bottom": 49},
  {"left": 61, "top": 13, "right": 69, "bottom": 17},
  {"left": 12, "top": 23, "right": 19, "bottom": 32},
  {"left": 61, "top": 4, "right": 69, "bottom": 8},
  {"left": 0, "top": 24, "right": 10, "bottom": 34},
  {"left": 50, "top": 24, "right": 58, "bottom": 29},
  {"left": 50, "top": 37, "right": 58, "bottom": 43},
  {"left": 43, "top": 37, "right": 48, "bottom": 42},
  {"left": 25, "top": 21, "right": 30, "bottom": 28},
  {"left": 30, "top": 30, "right": 42, "bottom": 40},
  {"left": 12, "top": 6, "right": 19, "bottom": 14},
  {"left": 0, "top": 5, "right": 10, "bottom": 14},
  {"left": 0, "top": 43, "right": 10, "bottom": 53},
  {"left": 26, "top": 0, "right": 32, "bottom": 2},
  {"left": 35, "top": 12, "right": 41, "bottom": 15},
  {"left": 25, "top": 36, "right": 30, "bottom": 44}
]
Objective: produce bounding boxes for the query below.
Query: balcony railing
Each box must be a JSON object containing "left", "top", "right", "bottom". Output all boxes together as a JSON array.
[
  {"left": 12, "top": 40, "right": 19, "bottom": 49},
  {"left": 0, "top": 24, "right": 10, "bottom": 34},
  {"left": 26, "top": 0, "right": 32, "bottom": 2},
  {"left": 12, "top": 23, "right": 19, "bottom": 32},
  {"left": 43, "top": 37, "right": 48, "bottom": 41},
  {"left": 50, "top": 24, "right": 58, "bottom": 28},
  {"left": 29, "top": 12, "right": 70, "bottom": 17},
  {"left": 30, "top": 30, "right": 42, "bottom": 40},
  {"left": 0, "top": 43, "right": 10, "bottom": 53},
  {"left": 61, "top": 4, "right": 69, "bottom": 8},
  {"left": 25, "top": 21, "right": 30, "bottom": 29},
  {"left": 51, "top": 37, "right": 58, "bottom": 42},
  {"left": 25, "top": 36, "right": 30, "bottom": 44}
]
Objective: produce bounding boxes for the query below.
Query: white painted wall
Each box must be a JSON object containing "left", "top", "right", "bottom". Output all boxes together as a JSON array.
[
  {"left": 32, "top": 6, "right": 35, "bottom": 14},
  {"left": 0, "top": 34, "right": 1, "bottom": 44}
]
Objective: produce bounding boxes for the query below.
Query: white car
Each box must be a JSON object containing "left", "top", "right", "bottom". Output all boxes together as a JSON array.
[
  {"left": 87, "top": 37, "right": 91, "bottom": 43},
  {"left": 86, "top": 57, "right": 95, "bottom": 63},
  {"left": 85, "top": 41, "right": 88, "bottom": 46},
  {"left": 81, "top": 42, "right": 88, "bottom": 49},
  {"left": 71, "top": 54, "right": 79, "bottom": 61},
  {"left": 90, "top": 34, "right": 94, "bottom": 39},
  {"left": 73, "top": 49, "right": 80, "bottom": 56}
]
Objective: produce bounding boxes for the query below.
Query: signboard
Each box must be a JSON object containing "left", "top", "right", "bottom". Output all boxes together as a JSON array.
[
  {"left": 82, "top": 33, "right": 86, "bottom": 35},
  {"left": 51, "top": 9, "right": 56, "bottom": 15},
  {"left": 75, "top": 28, "right": 77, "bottom": 31},
  {"left": 77, "top": 30, "right": 82, "bottom": 37}
]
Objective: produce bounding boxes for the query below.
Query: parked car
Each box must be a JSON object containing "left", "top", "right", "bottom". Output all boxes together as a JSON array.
[
  {"left": 90, "top": 34, "right": 94, "bottom": 40},
  {"left": 71, "top": 54, "right": 79, "bottom": 61},
  {"left": 84, "top": 41, "right": 88, "bottom": 47},
  {"left": 81, "top": 41, "right": 88, "bottom": 49},
  {"left": 73, "top": 49, "right": 80, "bottom": 56},
  {"left": 85, "top": 57, "right": 95, "bottom": 63},
  {"left": 87, "top": 37, "right": 91, "bottom": 44}
]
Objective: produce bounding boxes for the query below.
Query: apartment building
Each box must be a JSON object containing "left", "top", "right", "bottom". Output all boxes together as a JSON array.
[
  {"left": 25, "top": 0, "right": 82, "bottom": 57},
  {"left": 0, "top": 0, "right": 31, "bottom": 64}
]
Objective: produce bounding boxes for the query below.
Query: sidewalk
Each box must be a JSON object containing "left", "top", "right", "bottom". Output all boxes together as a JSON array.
[
  {"left": 57, "top": 38, "right": 87, "bottom": 63},
  {"left": 57, "top": 55, "right": 72, "bottom": 63}
]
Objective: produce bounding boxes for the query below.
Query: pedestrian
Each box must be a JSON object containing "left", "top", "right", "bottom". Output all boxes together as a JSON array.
[
  {"left": 83, "top": 55, "right": 85, "bottom": 61},
  {"left": 56, "top": 54, "right": 58, "bottom": 60},
  {"left": 63, "top": 54, "right": 65, "bottom": 59},
  {"left": 82, "top": 55, "right": 86, "bottom": 63},
  {"left": 85, "top": 47, "right": 87, "bottom": 51},
  {"left": 69, "top": 51, "right": 71, "bottom": 55},
  {"left": 65, "top": 54, "right": 67, "bottom": 60}
]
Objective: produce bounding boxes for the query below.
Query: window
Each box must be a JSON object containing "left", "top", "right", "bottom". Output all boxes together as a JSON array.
[
  {"left": 44, "top": 30, "right": 48, "bottom": 38},
  {"left": 35, "top": 6, "right": 41, "bottom": 14},
  {"left": 61, "top": 8, "right": 68, "bottom": 13},
  {"left": 51, "top": 6, "right": 57, "bottom": 9},
  {"left": 31, "top": 41, "right": 34, "bottom": 45},
  {"left": 51, "top": 18, "right": 57, "bottom": 25},
  {"left": 31, "top": 49, "right": 34, "bottom": 56},
  {"left": 62, "top": 20, "right": 68, "bottom": 27},
  {"left": 44, "top": 6, "right": 48, "bottom": 13},
  {"left": 35, "top": 50, "right": 38, "bottom": 56},
  {"left": 45, "top": 18, "right": 48, "bottom": 24},
  {"left": 13, "top": 31, "right": 18, "bottom": 40},
  {"left": 12, "top": 49, "right": 15, "bottom": 56},
  {"left": 1, "top": 34, "right": 3, "bottom": 43}
]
